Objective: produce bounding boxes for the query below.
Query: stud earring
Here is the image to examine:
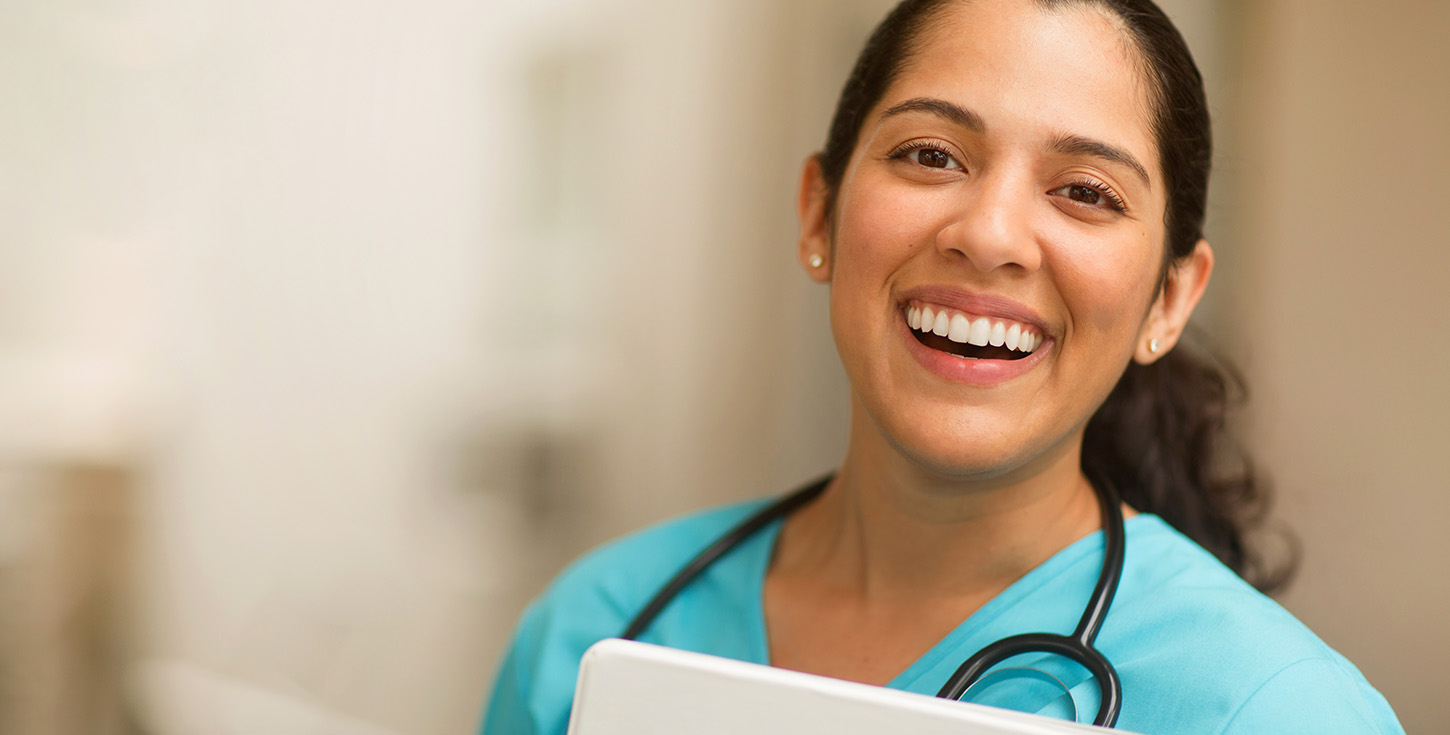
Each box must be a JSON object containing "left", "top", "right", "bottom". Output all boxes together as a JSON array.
[
  {"left": 1149, "top": 338, "right": 1160, "bottom": 354},
  {"left": 809, "top": 254, "right": 824, "bottom": 269}
]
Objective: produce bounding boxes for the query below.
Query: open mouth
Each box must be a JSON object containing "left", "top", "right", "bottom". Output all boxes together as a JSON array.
[{"left": 906, "top": 304, "right": 1043, "bottom": 361}]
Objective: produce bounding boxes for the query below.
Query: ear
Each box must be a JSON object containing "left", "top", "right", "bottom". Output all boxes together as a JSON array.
[
  {"left": 797, "top": 155, "right": 832, "bottom": 282},
  {"left": 1135, "top": 239, "right": 1214, "bottom": 364}
]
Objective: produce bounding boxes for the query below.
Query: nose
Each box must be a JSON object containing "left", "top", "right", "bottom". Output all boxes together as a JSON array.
[{"left": 933, "top": 172, "right": 1042, "bottom": 274}]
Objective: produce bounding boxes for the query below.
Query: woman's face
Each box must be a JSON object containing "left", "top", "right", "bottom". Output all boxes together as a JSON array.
[{"left": 800, "top": 0, "right": 1208, "bottom": 480}]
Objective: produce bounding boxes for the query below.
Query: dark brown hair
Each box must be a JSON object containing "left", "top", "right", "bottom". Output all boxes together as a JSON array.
[{"left": 819, "top": 0, "right": 1290, "bottom": 591}]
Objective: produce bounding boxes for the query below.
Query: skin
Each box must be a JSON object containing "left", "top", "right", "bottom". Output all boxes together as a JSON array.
[{"left": 765, "top": 0, "right": 1213, "bottom": 686}]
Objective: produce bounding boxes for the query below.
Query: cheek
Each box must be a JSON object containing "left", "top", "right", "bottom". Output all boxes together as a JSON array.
[
  {"left": 1052, "top": 228, "right": 1162, "bottom": 336},
  {"left": 832, "top": 174, "right": 942, "bottom": 269}
]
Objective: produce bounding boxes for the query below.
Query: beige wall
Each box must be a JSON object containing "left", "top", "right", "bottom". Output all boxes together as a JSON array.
[
  {"left": 1231, "top": 1, "right": 1450, "bottom": 732},
  {"left": 2, "top": 0, "right": 1443, "bottom": 732}
]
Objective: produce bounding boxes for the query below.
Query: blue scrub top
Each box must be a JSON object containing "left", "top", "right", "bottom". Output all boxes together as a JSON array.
[{"left": 482, "top": 499, "right": 1404, "bottom": 734}]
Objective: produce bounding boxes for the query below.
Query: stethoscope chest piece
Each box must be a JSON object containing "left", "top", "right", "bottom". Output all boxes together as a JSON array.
[{"left": 961, "top": 666, "right": 1079, "bottom": 722}]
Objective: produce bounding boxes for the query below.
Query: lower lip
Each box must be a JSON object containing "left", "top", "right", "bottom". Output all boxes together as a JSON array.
[{"left": 899, "top": 312, "right": 1050, "bottom": 386}]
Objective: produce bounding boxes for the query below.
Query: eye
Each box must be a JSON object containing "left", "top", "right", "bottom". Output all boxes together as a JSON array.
[
  {"left": 1051, "top": 180, "right": 1127, "bottom": 213},
  {"left": 1066, "top": 184, "right": 1101, "bottom": 205},
  {"left": 889, "top": 141, "right": 964, "bottom": 171},
  {"left": 910, "top": 148, "right": 958, "bottom": 169}
]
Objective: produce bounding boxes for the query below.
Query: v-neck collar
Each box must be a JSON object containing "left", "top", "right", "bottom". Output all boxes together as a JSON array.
[{"left": 737, "top": 512, "right": 1146, "bottom": 692}]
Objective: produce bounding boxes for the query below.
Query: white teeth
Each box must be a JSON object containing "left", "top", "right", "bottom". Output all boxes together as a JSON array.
[
  {"left": 967, "top": 317, "right": 991, "bottom": 347},
  {"left": 947, "top": 313, "right": 971, "bottom": 342},
  {"left": 907, "top": 303, "right": 1043, "bottom": 355},
  {"left": 932, "top": 310, "right": 950, "bottom": 336}
]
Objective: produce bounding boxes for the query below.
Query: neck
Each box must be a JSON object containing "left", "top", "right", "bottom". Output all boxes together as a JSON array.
[{"left": 778, "top": 413, "right": 1104, "bottom": 605}]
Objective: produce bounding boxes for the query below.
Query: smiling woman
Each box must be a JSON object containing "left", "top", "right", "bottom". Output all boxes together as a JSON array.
[{"left": 481, "top": 1, "right": 1406, "bottom": 733}]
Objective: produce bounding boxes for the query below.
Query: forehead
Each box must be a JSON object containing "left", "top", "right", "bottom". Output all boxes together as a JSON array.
[{"left": 885, "top": 0, "right": 1157, "bottom": 174}]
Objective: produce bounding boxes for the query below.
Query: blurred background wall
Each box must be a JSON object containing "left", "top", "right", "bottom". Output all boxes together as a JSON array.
[{"left": 0, "top": 0, "right": 1443, "bottom": 733}]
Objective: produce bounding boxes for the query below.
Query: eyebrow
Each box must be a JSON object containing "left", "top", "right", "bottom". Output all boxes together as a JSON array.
[
  {"left": 1049, "top": 133, "right": 1152, "bottom": 188},
  {"left": 881, "top": 97, "right": 986, "bottom": 134},
  {"left": 880, "top": 96, "right": 1153, "bottom": 189}
]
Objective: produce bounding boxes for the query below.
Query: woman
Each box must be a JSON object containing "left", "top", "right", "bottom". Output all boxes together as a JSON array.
[{"left": 483, "top": 0, "right": 1404, "bottom": 732}]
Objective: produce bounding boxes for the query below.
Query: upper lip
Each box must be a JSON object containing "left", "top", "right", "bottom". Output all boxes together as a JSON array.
[{"left": 896, "top": 285, "right": 1051, "bottom": 337}]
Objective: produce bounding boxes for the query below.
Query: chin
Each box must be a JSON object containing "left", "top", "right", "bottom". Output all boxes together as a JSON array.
[
  {"left": 877, "top": 414, "right": 1061, "bottom": 483},
  {"left": 903, "top": 445, "right": 1030, "bottom": 482}
]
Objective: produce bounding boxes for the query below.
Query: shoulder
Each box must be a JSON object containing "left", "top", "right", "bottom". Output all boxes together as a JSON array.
[
  {"left": 1114, "top": 517, "right": 1329, "bottom": 664},
  {"left": 540, "top": 498, "right": 770, "bottom": 624},
  {"left": 1109, "top": 517, "right": 1403, "bottom": 734},
  {"left": 481, "top": 498, "right": 770, "bottom": 735}
]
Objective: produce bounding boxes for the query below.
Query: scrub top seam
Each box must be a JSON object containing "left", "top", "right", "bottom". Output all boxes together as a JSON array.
[
  {"left": 1213, "top": 656, "right": 1381, "bottom": 735},
  {"left": 746, "top": 516, "right": 784, "bottom": 666}
]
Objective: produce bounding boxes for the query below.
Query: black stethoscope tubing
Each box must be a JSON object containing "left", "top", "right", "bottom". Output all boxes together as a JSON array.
[{"left": 620, "top": 474, "right": 1125, "bottom": 728}]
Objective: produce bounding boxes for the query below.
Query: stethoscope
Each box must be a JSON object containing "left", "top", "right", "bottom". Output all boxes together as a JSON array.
[{"left": 620, "top": 474, "right": 1126, "bottom": 727}]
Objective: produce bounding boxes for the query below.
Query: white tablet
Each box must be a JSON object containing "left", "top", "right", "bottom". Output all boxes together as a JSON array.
[{"left": 567, "top": 639, "right": 1131, "bottom": 735}]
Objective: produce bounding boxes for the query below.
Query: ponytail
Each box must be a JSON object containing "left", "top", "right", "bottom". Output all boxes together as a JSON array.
[{"left": 1082, "top": 335, "right": 1293, "bottom": 592}]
